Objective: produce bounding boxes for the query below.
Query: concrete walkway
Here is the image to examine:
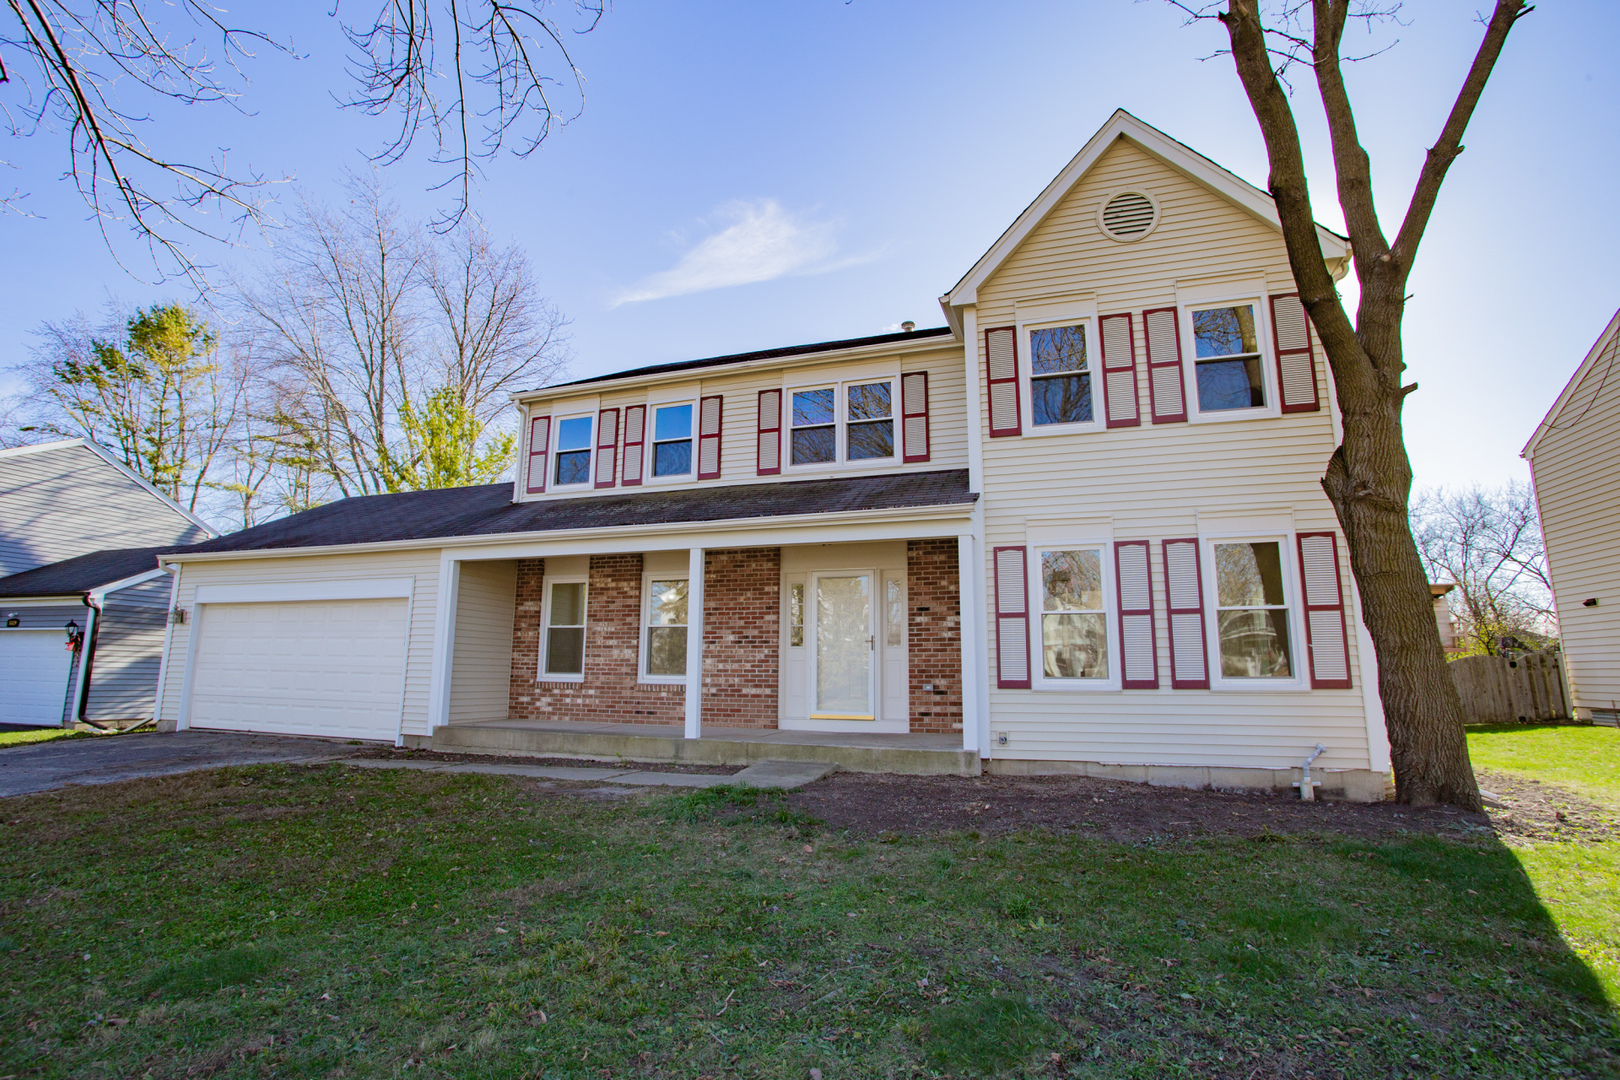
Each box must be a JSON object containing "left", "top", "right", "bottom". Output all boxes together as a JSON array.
[{"left": 0, "top": 729, "right": 836, "bottom": 798}]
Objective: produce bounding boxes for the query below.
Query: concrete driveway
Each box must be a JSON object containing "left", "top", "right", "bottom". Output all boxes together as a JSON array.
[{"left": 0, "top": 731, "right": 358, "bottom": 798}]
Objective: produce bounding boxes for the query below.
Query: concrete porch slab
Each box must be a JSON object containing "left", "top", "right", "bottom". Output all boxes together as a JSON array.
[{"left": 427, "top": 719, "right": 977, "bottom": 777}]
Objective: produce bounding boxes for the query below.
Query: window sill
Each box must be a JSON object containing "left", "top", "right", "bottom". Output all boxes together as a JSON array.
[
  {"left": 637, "top": 680, "right": 687, "bottom": 690},
  {"left": 1031, "top": 680, "right": 1121, "bottom": 693},
  {"left": 1206, "top": 679, "right": 1310, "bottom": 693},
  {"left": 536, "top": 675, "right": 584, "bottom": 685},
  {"left": 1187, "top": 406, "right": 1279, "bottom": 424},
  {"left": 1021, "top": 421, "right": 1105, "bottom": 437}
]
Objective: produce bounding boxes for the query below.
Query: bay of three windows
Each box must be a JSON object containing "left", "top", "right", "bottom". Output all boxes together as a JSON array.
[
  {"left": 1035, "top": 538, "right": 1294, "bottom": 683},
  {"left": 1026, "top": 299, "right": 1268, "bottom": 429}
]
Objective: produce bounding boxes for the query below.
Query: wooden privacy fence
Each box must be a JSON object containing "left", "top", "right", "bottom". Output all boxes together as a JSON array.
[{"left": 1449, "top": 649, "right": 1571, "bottom": 724}]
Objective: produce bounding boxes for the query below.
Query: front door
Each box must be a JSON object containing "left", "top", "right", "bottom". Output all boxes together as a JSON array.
[{"left": 809, "top": 571, "right": 874, "bottom": 720}]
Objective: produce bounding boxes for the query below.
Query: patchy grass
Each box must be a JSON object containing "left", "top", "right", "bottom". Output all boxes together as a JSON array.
[
  {"left": 0, "top": 728, "right": 88, "bottom": 749},
  {"left": 1469, "top": 722, "right": 1620, "bottom": 805},
  {"left": 0, "top": 765, "right": 1613, "bottom": 1078}
]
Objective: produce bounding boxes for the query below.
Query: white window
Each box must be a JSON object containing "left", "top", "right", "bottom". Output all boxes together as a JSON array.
[
  {"left": 641, "top": 576, "right": 689, "bottom": 681},
  {"left": 540, "top": 578, "right": 588, "bottom": 679},
  {"left": 1034, "top": 546, "right": 1114, "bottom": 686},
  {"left": 1186, "top": 301, "right": 1269, "bottom": 416},
  {"left": 553, "top": 415, "right": 593, "bottom": 487},
  {"left": 1211, "top": 539, "right": 1295, "bottom": 679},
  {"left": 1027, "top": 320, "right": 1097, "bottom": 428},
  {"left": 650, "top": 403, "right": 693, "bottom": 479},
  {"left": 788, "top": 378, "right": 896, "bottom": 467}
]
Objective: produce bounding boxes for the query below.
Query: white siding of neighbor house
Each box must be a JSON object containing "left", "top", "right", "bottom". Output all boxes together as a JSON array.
[
  {"left": 0, "top": 442, "right": 210, "bottom": 575},
  {"left": 157, "top": 549, "right": 442, "bottom": 737},
  {"left": 85, "top": 577, "right": 171, "bottom": 722},
  {"left": 449, "top": 559, "right": 517, "bottom": 724},
  {"left": 516, "top": 342, "right": 968, "bottom": 499},
  {"left": 1526, "top": 313, "right": 1620, "bottom": 715},
  {"left": 971, "top": 136, "right": 1372, "bottom": 772}
]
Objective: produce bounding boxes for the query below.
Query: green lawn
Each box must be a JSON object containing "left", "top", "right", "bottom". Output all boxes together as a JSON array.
[
  {"left": 0, "top": 728, "right": 87, "bottom": 749},
  {"left": 1469, "top": 722, "right": 1620, "bottom": 805},
  {"left": 1, "top": 765, "right": 1615, "bottom": 1079}
]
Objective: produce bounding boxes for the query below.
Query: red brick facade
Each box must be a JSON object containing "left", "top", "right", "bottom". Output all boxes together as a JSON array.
[
  {"left": 907, "top": 538, "right": 963, "bottom": 734},
  {"left": 508, "top": 548, "right": 781, "bottom": 729}
]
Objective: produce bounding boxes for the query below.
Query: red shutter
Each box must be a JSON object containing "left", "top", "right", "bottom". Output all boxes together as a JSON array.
[
  {"left": 1297, "top": 531, "right": 1352, "bottom": 689},
  {"left": 901, "top": 371, "right": 930, "bottom": 462},
  {"left": 1114, "top": 540, "right": 1157, "bottom": 689},
  {"left": 697, "top": 395, "right": 723, "bottom": 480},
  {"left": 1269, "top": 293, "right": 1321, "bottom": 413},
  {"left": 1099, "top": 313, "right": 1140, "bottom": 428},
  {"left": 756, "top": 389, "right": 781, "bottom": 475},
  {"left": 1143, "top": 306, "right": 1188, "bottom": 424},
  {"left": 993, "top": 545, "right": 1031, "bottom": 689},
  {"left": 594, "top": 407, "right": 620, "bottom": 489},
  {"left": 621, "top": 404, "right": 646, "bottom": 486},
  {"left": 524, "top": 415, "right": 550, "bottom": 494},
  {"left": 985, "top": 327, "right": 1021, "bottom": 437},
  {"left": 1162, "top": 538, "right": 1209, "bottom": 689}
]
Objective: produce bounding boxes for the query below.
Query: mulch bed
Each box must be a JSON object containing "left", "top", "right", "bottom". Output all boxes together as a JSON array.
[
  {"left": 788, "top": 771, "right": 1503, "bottom": 843},
  {"left": 1476, "top": 769, "right": 1620, "bottom": 843}
]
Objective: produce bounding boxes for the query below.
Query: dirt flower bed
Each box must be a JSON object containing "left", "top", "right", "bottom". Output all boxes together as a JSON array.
[
  {"left": 354, "top": 746, "right": 737, "bottom": 774},
  {"left": 1477, "top": 769, "right": 1620, "bottom": 844}
]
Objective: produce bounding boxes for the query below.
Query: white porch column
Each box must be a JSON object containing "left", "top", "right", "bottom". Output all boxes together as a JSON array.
[
  {"left": 684, "top": 546, "right": 705, "bottom": 739},
  {"left": 426, "top": 555, "right": 462, "bottom": 732},
  {"left": 957, "top": 532, "right": 986, "bottom": 758}
]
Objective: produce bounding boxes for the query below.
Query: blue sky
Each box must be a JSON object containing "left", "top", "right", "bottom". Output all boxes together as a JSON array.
[{"left": 3, "top": 1, "right": 1616, "bottom": 490}]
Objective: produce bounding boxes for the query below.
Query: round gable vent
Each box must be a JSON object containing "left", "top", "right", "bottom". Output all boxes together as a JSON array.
[{"left": 1098, "top": 190, "right": 1159, "bottom": 242}]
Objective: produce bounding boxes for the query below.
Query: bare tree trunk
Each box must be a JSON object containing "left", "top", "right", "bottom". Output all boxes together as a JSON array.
[{"left": 1211, "top": 0, "right": 1529, "bottom": 809}]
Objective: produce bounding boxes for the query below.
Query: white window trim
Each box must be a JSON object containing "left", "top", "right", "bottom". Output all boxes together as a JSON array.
[
  {"left": 784, "top": 578, "right": 807, "bottom": 650},
  {"left": 1029, "top": 541, "right": 1120, "bottom": 692},
  {"left": 550, "top": 412, "right": 596, "bottom": 490},
  {"left": 639, "top": 570, "right": 690, "bottom": 684},
  {"left": 645, "top": 400, "right": 697, "bottom": 486},
  {"left": 1180, "top": 292, "right": 1280, "bottom": 424},
  {"left": 783, "top": 375, "right": 901, "bottom": 472},
  {"left": 1201, "top": 533, "right": 1308, "bottom": 692},
  {"left": 538, "top": 575, "right": 588, "bottom": 682},
  {"left": 1018, "top": 313, "right": 1104, "bottom": 436}
]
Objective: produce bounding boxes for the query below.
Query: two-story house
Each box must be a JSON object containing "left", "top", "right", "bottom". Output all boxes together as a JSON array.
[{"left": 151, "top": 111, "right": 1387, "bottom": 799}]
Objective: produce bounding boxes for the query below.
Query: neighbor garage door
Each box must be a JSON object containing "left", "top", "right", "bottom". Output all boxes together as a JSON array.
[
  {"left": 187, "top": 598, "right": 409, "bottom": 741},
  {"left": 0, "top": 630, "right": 74, "bottom": 726}
]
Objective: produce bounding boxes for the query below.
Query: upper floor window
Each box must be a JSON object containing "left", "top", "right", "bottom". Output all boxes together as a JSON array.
[
  {"left": 846, "top": 382, "right": 893, "bottom": 459},
  {"left": 1029, "top": 324, "right": 1094, "bottom": 426},
  {"left": 554, "top": 415, "right": 593, "bottom": 486},
  {"left": 1191, "top": 304, "right": 1265, "bottom": 412},
  {"left": 789, "top": 378, "right": 896, "bottom": 467},
  {"left": 1213, "top": 540, "right": 1293, "bottom": 678},
  {"left": 652, "top": 403, "right": 693, "bottom": 478}
]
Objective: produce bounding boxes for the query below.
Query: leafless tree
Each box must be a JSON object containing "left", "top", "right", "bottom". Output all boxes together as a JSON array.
[
  {"left": 238, "top": 176, "right": 567, "bottom": 497},
  {"left": 1, "top": 2, "right": 599, "bottom": 281},
  {"left": 1172, "top": 0, "right": 1532, "bottom": 809},
  {"left": 1412, "top": 483, "right": 1555, "bottom": 656}
]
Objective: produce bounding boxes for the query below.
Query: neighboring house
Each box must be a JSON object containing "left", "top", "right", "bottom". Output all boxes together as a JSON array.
[
  {"left": 0, "top": 439, "right": 215, "bottom": 726},
  {"left": 152, "top": 110, "right": 1390, "bottom": 799},
  {"left": 1431, "top": 583, "right": 1460, "bottom": 655},
  {"left": 1523, "top": 309, "right": 1620, "bottom": 726}
]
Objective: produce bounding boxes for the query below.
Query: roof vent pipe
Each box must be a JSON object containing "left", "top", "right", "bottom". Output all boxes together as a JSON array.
[{"left": 901, "top": 321, "right": 915, "bottom": 332}]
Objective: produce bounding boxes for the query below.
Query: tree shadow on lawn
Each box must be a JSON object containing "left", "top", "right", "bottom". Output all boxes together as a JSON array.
[{"left": 0, "top": 766, "right": 1614, "bottom": 1079}]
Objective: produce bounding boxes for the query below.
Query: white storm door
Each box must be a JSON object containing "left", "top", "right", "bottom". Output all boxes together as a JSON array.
[
  {"left": 809, "top": 571, "right": 875, "bottom": 719},
  {"left": 0, "top": 630, "right": 74, "bottom": 726}
]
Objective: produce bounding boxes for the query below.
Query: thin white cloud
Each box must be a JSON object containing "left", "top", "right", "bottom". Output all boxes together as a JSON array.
[{"left": 614, "top": 199, "right": 867, "bottom": 306}]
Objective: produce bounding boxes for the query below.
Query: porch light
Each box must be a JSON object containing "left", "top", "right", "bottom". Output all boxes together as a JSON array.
[{"left": 65, "top": 619, "right": 82, "bottom": 648}]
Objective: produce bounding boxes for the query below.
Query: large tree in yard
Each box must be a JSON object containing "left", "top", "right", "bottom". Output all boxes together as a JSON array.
[{"left": 1194, "top": 0, "right": 1532, "bottom": 809}]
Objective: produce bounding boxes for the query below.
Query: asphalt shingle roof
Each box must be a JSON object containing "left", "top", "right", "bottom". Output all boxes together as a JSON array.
[
  {"left": 168, "top": 470, "right": 975, "bottom": 556},
  {"left": 0, "top": 546, "right": 168, "bottom": 598}
]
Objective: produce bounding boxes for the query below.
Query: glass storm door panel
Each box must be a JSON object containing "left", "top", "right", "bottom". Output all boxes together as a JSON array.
[{"left": 813, "top": 573, "right": 873, "bottom": 717}]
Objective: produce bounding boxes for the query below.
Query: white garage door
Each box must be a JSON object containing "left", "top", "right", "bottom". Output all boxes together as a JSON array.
[
  {"left": 0, "top": 630, "right": 74, "bottom": 726},
  {"left": 188, "top": 598, "right": 409, "bottom": 741}
]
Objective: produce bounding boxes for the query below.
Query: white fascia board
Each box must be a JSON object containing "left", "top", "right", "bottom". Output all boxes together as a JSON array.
[
  {"left": 0, "top": 595, "right": 88, "bottom": 606},
  {"left": 944, "top": 109, "right": 1352, "bottom": 310},
  {"left": 89, "top": 568, "right": 171, "bottom": 599},
  {"left": 1522, "top": 307, "right": 1620, "bottom": 459},
  {"left": 163, "top": 502, "right": 979, "bottom": 565},
  {"left": 513, "top": 335, "right": 962, "bottom": 406}
]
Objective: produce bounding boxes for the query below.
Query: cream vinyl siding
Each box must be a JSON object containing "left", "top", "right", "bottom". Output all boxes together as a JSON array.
[
  {"left": 1526, "top": 317, "right": 1620, "bottom": 711},
  {"left": 518, "top": 343, "right": 968, "bottom": 498},
  {"left": 973, "top": 137, "right": 1370, "bottom": 771},
  {"left": 448, "top": 559, "right": 517, "bottom": 724},
  {"left": 157, "top": 549, "right": 441, "bottom": 737}
]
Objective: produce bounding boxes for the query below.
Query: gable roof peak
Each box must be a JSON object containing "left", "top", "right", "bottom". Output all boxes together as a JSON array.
[{"left": 940, "top": 108, "right": 1351, "bottom": 325}]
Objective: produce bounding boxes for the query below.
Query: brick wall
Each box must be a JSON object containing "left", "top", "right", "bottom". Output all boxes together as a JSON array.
[
  {"left": 701, "top": 547, "right": 780, "bottom": 729},
  {"left": 507, "top": 548, "right": 781, "bottom": 729},
  {"left": 907, "top": 538, "right": 962, "bottom": 734}
]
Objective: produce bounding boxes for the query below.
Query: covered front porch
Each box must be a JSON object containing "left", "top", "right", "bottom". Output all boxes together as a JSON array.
[{"left": 420, "top": 500, "right": 985, "bottom": 773}]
